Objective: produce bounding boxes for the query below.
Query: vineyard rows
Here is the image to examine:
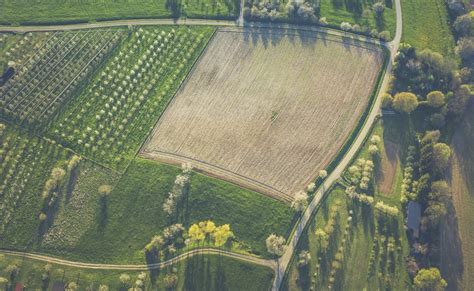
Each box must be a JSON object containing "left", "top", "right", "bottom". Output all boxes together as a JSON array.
[
  {"left": 50, "top": 27, "right": 214, "bottom": 169},
  {"left": 0, "top": 30, "right": 125, "bottom": 125}
]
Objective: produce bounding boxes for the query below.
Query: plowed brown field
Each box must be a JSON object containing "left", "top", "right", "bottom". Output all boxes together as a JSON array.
[{"left": 142, "top": 28, "right": 384, "bottom": 202}]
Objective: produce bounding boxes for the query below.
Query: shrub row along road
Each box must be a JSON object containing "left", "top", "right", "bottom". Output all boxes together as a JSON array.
[
  {"left": 0, "top": 248, "right": 275, "bottom": 270},
  {"left": 0, "top": 0, "right": 402, "bottom": 289}
]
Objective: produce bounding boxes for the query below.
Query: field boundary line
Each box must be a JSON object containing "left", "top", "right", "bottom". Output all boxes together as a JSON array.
[{"left": 140, "top": 150, "right": 293, "bottom": 203}]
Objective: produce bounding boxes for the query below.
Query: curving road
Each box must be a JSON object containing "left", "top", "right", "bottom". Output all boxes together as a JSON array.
[
  {"left": 271, "top": 0, "right": 402, "bottom": 289},
  {"left": 0, "top": 248, "right": 275, "bottom": 270},
  {"left": 0, "top": 0, "right": 402, "bottom": 289}
]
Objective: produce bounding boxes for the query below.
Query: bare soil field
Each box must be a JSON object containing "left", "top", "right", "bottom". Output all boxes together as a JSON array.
[
  {"left": 142, "top": 28, "right": 384, "bottom": 202},
  {"left": 443, "top": 101, "right": 474, "bottom": 290},
  {"left": 377, "top": 141, "right": 400, "bottom": 194}
]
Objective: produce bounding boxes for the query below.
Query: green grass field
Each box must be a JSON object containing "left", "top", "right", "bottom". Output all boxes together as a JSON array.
[
  {"left": 3, "top": 158, "right": 296, "bottom": 263},
  {"left": 0, "top": 253, "right": 273, "bottom": 290},
  {"left": 320, "top": 0, "right": 397, "bottom": 36},
  {"left": 283, "top": 115, "right": 412, "bottom": 290},
  {"left": 0, "top": 0, "right": 239, "bottom": 25},
  {"left": 402, "top": 0, "right": 456, "bottom": 56}
]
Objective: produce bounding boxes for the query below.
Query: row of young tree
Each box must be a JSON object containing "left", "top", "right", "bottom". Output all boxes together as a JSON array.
[{"left": 243, "top": 0, "right": 391, "bottom": 39}]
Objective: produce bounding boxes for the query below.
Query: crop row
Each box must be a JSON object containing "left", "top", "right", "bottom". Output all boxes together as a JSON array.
[
  {"left": 50, "top": 27, "right": 214, "bottom": 170},
  {"left": 0, "top": 30, "right": 125, "bottom": 125},
  {"left": 0, "top": 123, "right": 69, "bottom": 235}
]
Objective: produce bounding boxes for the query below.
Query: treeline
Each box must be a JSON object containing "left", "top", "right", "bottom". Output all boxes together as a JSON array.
[{"left": 381, "top": 2, "right": 473, "bottom": 287}]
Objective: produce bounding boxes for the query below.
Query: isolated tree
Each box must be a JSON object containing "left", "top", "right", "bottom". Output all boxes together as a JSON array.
[
  {"left": 425, "top": 201, "right": 447, "bottom": 227},
  {"left": 4, "top": 264, "right": 19, "bottom": 278},
  {"left": 145, "top": 235, "right": 164, "bottom": 253},
  {"left": 448, "top": 84, "right": 473, "bottom": 116},
  {"left": 430, "top": 180, "right": 451, "bottom": 202},
  {"left": 414, "top": 268, "right": 447, "bottom": 290},
  {"left": 373, "top": 2, "right": 385, "bottom": 17},
  {"left": 98, "top": 285, "right": 109, "bottom": 291},
  {"left": 319, "top": 170, "right": 328, "bottom": 179},
  {"left": 39, "top": 212, "right": 47, "bottom": 222},
  {"left": 433, "top": 143, "right": 451, "bottom": 173},
  {"left": 456, "top": 37, "right": 474, "bottom": 62},
  {"left": 315, "top": 228, "right": 329, "bottom": 250},
  {"left": 212, "top": 224, "right": 234, "bottom": 247},
  {"left": 41, "top": 263, "right": 52, "bottom": 281},
  {"left": 202, "top": 220, "right": 216, "bottom": 239},
  {"left": 292, "top": 191, "right": 308, "bottom": 212},
  {"left": 66, "top": 282, "right": 78, "bottom": 291},
  {"left": 0, "top": 277, "right": 7, "bottom": 285},
  {"left": 297, "top": 250, "right": 311, "bottom": 267},
  {"left": 381, "top": 93, "right": 393, "bottom": 109},
  {"left": 188, "top": 223, "right": 205, "bottom": 243},
  {"left": 164, "top": 273, "right": 178, "bottom": 288},
  {"left": 340, "top": 22, "right": 352, "bottom": 31},
  {"left": 426, "top": 91, "right": 445, "bottom": 108},
  {"left": 98, "top": 184, "right": 112, "bottom": 198},
  {"left": 393, "top": 92, "right": 419, "bottom": 114},
  {"left": 369, "top": 144, "right": 380, "bottom": 156},
  {"left": 453, "top": 13, "right": 473, "bottom": 36},
  {"left": 430, "top": 113, "right": 446, "bottom": 128},
  {"left": 370, "top": 134, "right": 381, "bottom": 144},
  {"left": 266, "top": 234, "right": 287, "bottom": 257},
  {"left": 119, "top": 273, "right": 131, "bottom": 285}
]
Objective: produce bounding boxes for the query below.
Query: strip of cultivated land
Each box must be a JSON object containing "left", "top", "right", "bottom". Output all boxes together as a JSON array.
[{"left": 142, "top": 28, "right": 385, "bottom": 202}]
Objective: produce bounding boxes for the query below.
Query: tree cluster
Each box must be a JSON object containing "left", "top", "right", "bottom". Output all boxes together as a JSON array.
[{"left": 163, "top": 162, "right": 193, "bottom": 216}]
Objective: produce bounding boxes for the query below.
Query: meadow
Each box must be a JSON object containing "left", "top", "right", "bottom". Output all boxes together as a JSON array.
[
  {"left": 0, "top": 0, "right": 240, "bottom": 25},
  {"left": 402, "top": 0, "right": 456, "bottom": 56},
  {"left": 143, "top": 28, "right": 385, "bottom": 202},
  {"left": 3, "top": 158, "right": 296, "bottom": 263},
  {"left": 319, "top": 0, "right": 397, "bottom": 36}
]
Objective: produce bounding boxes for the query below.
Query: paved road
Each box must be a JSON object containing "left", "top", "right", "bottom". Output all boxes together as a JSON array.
[
  {"left": 271, "top": 0, "right": 402, "bottom": 289},
  {"left": 0, "top": 248, "right": 275, "bottom": 270}
]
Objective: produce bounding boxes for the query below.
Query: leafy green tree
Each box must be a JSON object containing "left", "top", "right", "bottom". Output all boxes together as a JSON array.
[
  {"left": 381, "top": 93, "right": 393, "bottom": 109},
  {"left": 98, "top": 184, "right": 112, "bottom": 198},
  {"left": 164, "top": 273, "right": 178, "bottom": 288},
  {"left": 266, "top": 234, "right": 286, "bottom": 257},
  {"left": 456, "top": 37, "right": 474, "bottom": 63},
  {"left": 426, "top": 91, "right": 445, "bottom": 108},
  {"left": 430, "top": 113, "right": 446, "bottom": 129},
  {"left": 393, "top": 92, "right": 418, "bottom": 113},
  {"left": 414, "top": 268, "right": 447, "bottom": 290},
  {"left": 433, "top": 143, "right": 451, "bottom": 173},
  {"left": 453, "top": 12, "right": 474, "bottom": 37}
]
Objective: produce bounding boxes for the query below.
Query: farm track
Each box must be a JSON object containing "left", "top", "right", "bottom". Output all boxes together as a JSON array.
[
  {"left": 0, "top": 0, "right": 402, "bottom": 288},
  {"left": 0, "top": 248, "right": 275, "bottom": 270}
]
